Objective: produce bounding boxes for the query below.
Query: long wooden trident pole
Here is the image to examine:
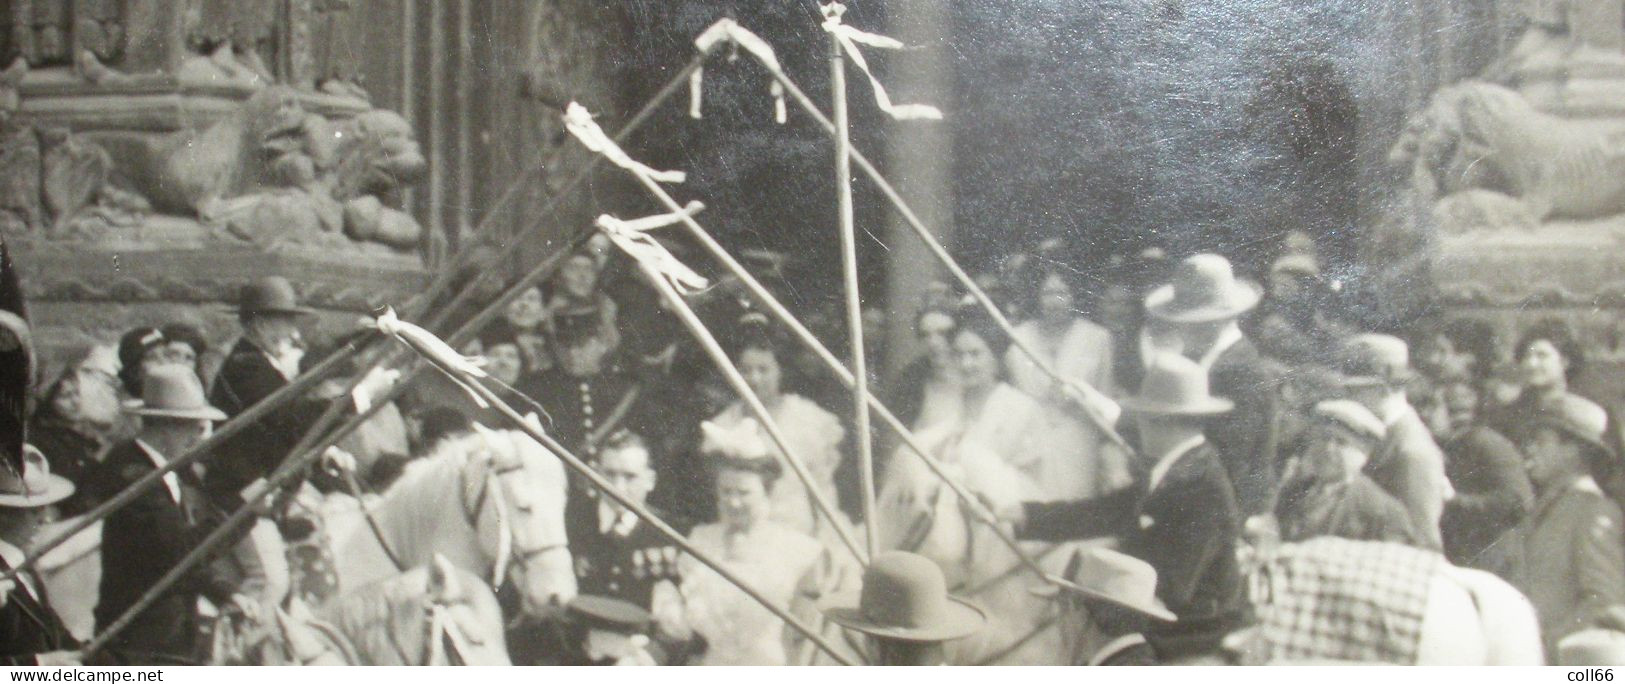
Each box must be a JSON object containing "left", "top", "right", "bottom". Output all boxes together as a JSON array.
[{"left": 826, "top": 7, "right": 879, "bottom": 559}]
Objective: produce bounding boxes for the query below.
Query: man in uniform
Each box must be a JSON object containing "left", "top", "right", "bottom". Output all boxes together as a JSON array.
[{"left": 567, "top": 430, "right": 683, "bottom": 611}]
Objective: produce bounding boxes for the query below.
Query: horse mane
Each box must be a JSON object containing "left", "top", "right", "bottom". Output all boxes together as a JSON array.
[{"left": 367, "top": 438, "right": 476, "bottom": 564}]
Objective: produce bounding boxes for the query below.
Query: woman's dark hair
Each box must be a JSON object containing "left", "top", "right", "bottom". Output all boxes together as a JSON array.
[
  {"left": 714, "top": 454, "right": 783, "bottom": 490},
  {"left": 116, "top": 326, "right": 160, "bottom": 395},
  {"left": 416, "top": 405, "right": 474, "bottom": 451},
  {"left": 1515, "top": 318, "right": 1585, "bottom": 383},
  {"left": 1414, "top": 317, "right": 1498, "bottom": 382},
  {"left": 1019, "top": 263, "right": 1081, "bottom": 318},
  {"left": 730, "top": 311, "right": 791, "bottom": 363},
  {"left": 115, "top": 323, "right": 208, "bottom": 396},
  {"left": 953, "top": 304, "right": 1012, "bottom": 362}
]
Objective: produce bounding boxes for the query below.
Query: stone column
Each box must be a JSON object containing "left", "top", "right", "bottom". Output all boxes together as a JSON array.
[{"left": 881, "top": 0, "right": 955, "bottom": 376}]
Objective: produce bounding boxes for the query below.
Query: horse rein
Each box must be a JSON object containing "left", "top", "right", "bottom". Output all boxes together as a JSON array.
[{"left": 459, "top": 457, "right": 567, "bottom": 589}]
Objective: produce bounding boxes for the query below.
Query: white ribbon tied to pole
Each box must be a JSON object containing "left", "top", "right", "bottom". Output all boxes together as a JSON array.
[
  {"left": 596, "top": 202, "right": 711, "bottom": 296},
  {"left": 821, "top": 2, "right": 943, "bottom": 121},
  {"left": 691, "top": 18, "right": 787, "bottom": 123},
  {"left": 563, "top": 102, "right": 686, "bottom": 184},
  {"left": 373, "top": 306, "right": 492, "bottom": 408}
]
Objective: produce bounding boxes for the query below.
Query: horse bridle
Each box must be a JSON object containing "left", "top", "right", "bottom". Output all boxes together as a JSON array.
[{"left": 459, "top": 456, "right": 567, "bottom": 588}]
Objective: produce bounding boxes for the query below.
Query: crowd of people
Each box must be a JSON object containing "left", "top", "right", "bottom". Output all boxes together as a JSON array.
[{"left": 3, "top": 227, "right": 1624, "bottom": 666}]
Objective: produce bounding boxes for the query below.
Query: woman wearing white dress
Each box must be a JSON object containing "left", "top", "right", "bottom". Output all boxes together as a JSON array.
[
  {"left": 659, "top": 450, "right": 844, "bottom": 665},
  {"left": 1005, "top": 267, "right": 1132, "bottom": 500},
  {"left": 703, "top": 315, "right": 850, "bottom": 538}
]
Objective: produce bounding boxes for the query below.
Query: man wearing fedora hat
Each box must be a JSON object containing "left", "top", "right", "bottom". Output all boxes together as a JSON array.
[
  {"left": 207, "top": 276, "right": 398, "bottom": 610},
  {"left": 0, "top": 445, "right": 81, "bottom": 665},
  {"left": 1035, "top": 546, "right": 1175, "bottom": 666},
  {"left": 1512, "top": 410, "right": 1625, "bottom": 657},
  {"left": 1004, "top": 352, "right": 1245, "bottom": 662},
  {"left": 1339, "top": 333, "right": 1452, "bottom": 551},
  {"left": 89, "top": 366, "right": 255, "bottom": 664},
  {"left": 821, "top": 551, "right": 986, "bottom": 665},
  {"left": 1140, "top": 253, "right": 1282, "bottom": 519}
]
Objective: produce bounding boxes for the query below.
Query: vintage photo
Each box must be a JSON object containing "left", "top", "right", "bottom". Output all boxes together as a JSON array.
[{"left": 0, "top": 0, "right": 1611, "bottom": 667}]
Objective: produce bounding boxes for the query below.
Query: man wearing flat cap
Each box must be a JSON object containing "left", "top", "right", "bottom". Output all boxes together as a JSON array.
[
  {"left": 1511, "top": 407, "right": 1625, "bottom": 658},
  {"left": 0, "top": 445, "right": 81, "bottom": 665},
  {"left": 1273, "top": 400, "right": 1424, "bottom": 546},
  {"left": 91, "top": 366, "right": 257, "bottom": 664}
]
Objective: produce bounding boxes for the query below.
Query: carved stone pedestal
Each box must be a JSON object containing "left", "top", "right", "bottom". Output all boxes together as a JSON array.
[
  {"left": 1432, "top": 227, "right": 1625, "bottom": 406},
  {"left": 14, "top": 233, "right": 427, "bottom": 379}
]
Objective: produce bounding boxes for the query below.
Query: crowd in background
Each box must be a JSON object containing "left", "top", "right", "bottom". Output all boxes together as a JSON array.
[{"left": 10, "top": 225, "right": 1625, "bottom": 665}]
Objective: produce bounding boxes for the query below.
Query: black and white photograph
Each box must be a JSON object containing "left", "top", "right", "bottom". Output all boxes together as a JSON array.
[{"left": 0, "top": 0, "right": 1614, "bottom": 668}]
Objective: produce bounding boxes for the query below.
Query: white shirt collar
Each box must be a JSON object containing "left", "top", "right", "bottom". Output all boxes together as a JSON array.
[
  {"left": 597, "top": 500, "right": 637, "bottom": 536},
  {"left": 1378, "top": 393, "right": 1410, "bottom": 426},
  {"left": 1148, "top": 434, "right": 1206, "bottom": 492},
  {"left": 0, "top": 539, "right": 36, "bottom": 600},
  {"left": 135, "top": 439, "right": 183, "bottom": 504},
  {"left": 1088, "top": 633, "right": 1149, "bottom": 666}
]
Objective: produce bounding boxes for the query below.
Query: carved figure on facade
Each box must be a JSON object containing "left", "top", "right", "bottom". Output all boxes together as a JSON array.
[
  {"left": 162, "top": 87, "right": 425, "bottom": 253},
  {"left": 1389, "top": 80, "right": 1625, "bottom": 233}
]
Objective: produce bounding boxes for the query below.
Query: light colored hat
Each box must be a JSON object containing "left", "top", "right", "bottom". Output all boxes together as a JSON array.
[
  {"left": 124, "top": 365, "right": 228, "bottom": 421},
  {"left": 1120, "top": 352, "right": 1234, "bottom": 416},
  {"left": 1270, "top": 253, "right": 1320, "bottom": 278},
  {"left": 1341, "top": 334, "right": 1415, "bottom": 388},
  {"left": 1031, "top": 547, "right": 1177, "bottom": 622},
  {"left": 0, "top": 444, "right": 74, "bottom": 508},
  {"left": 699, "top": 417, "right": 771, "bottom": 460},
  {"left": 1312, "top": 399, "right": 1387, "bottom": 444},
  {"left": 1559, "top": 628, "right": 1625, "bottom": 665},
  {"left": 822, "top": 551, "right": 986, "bottom": 642},
  {"left": 1145, "top": 253, "right": 1262, "bottom": 323}
]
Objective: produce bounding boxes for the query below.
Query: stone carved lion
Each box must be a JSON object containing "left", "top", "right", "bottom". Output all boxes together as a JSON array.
[
  {"left": 1389, "top": 80, "right": 1625, "bottom": 231},
  {"left": 168, "top": 87, "right": 427, "bottom": 254}
]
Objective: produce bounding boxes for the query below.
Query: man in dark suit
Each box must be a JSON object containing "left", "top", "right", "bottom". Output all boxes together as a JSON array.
[
  {"left": 206, "top": 277, "right": 397, "bottom": 608},
  {"left": 0, "top": 445, "right": 80, "bottom": 665},
  {"left": 1004, "top": 352, "right": 1246, "bottom": 662},
  {"left": 521, "top": 311, "right": 635, "bottom": 460},
  {"left": 91, "top": 366, "right": 253, "bottom": 664},
  {"left": 1139, "top": 253, "right": 1282, "bottom": 518}
]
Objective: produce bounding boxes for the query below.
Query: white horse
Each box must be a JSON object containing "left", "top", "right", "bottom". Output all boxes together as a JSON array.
[
  {"left": 874, "top": 430, "right": 1074, "bottom": 665},
  {"left": 216, "top": 555, "right": 511, "bottom": 665},
  {"left": 324, "top": 425, "right": 578, "bottom": 619}
]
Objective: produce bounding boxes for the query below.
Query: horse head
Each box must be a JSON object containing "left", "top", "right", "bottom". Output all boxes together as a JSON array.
[
  {"left": 421, "top": 554, "right": 512, "bottom": 665},
  {"left": 467, "top": 423, "right": 578, "bottom": 619}
]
